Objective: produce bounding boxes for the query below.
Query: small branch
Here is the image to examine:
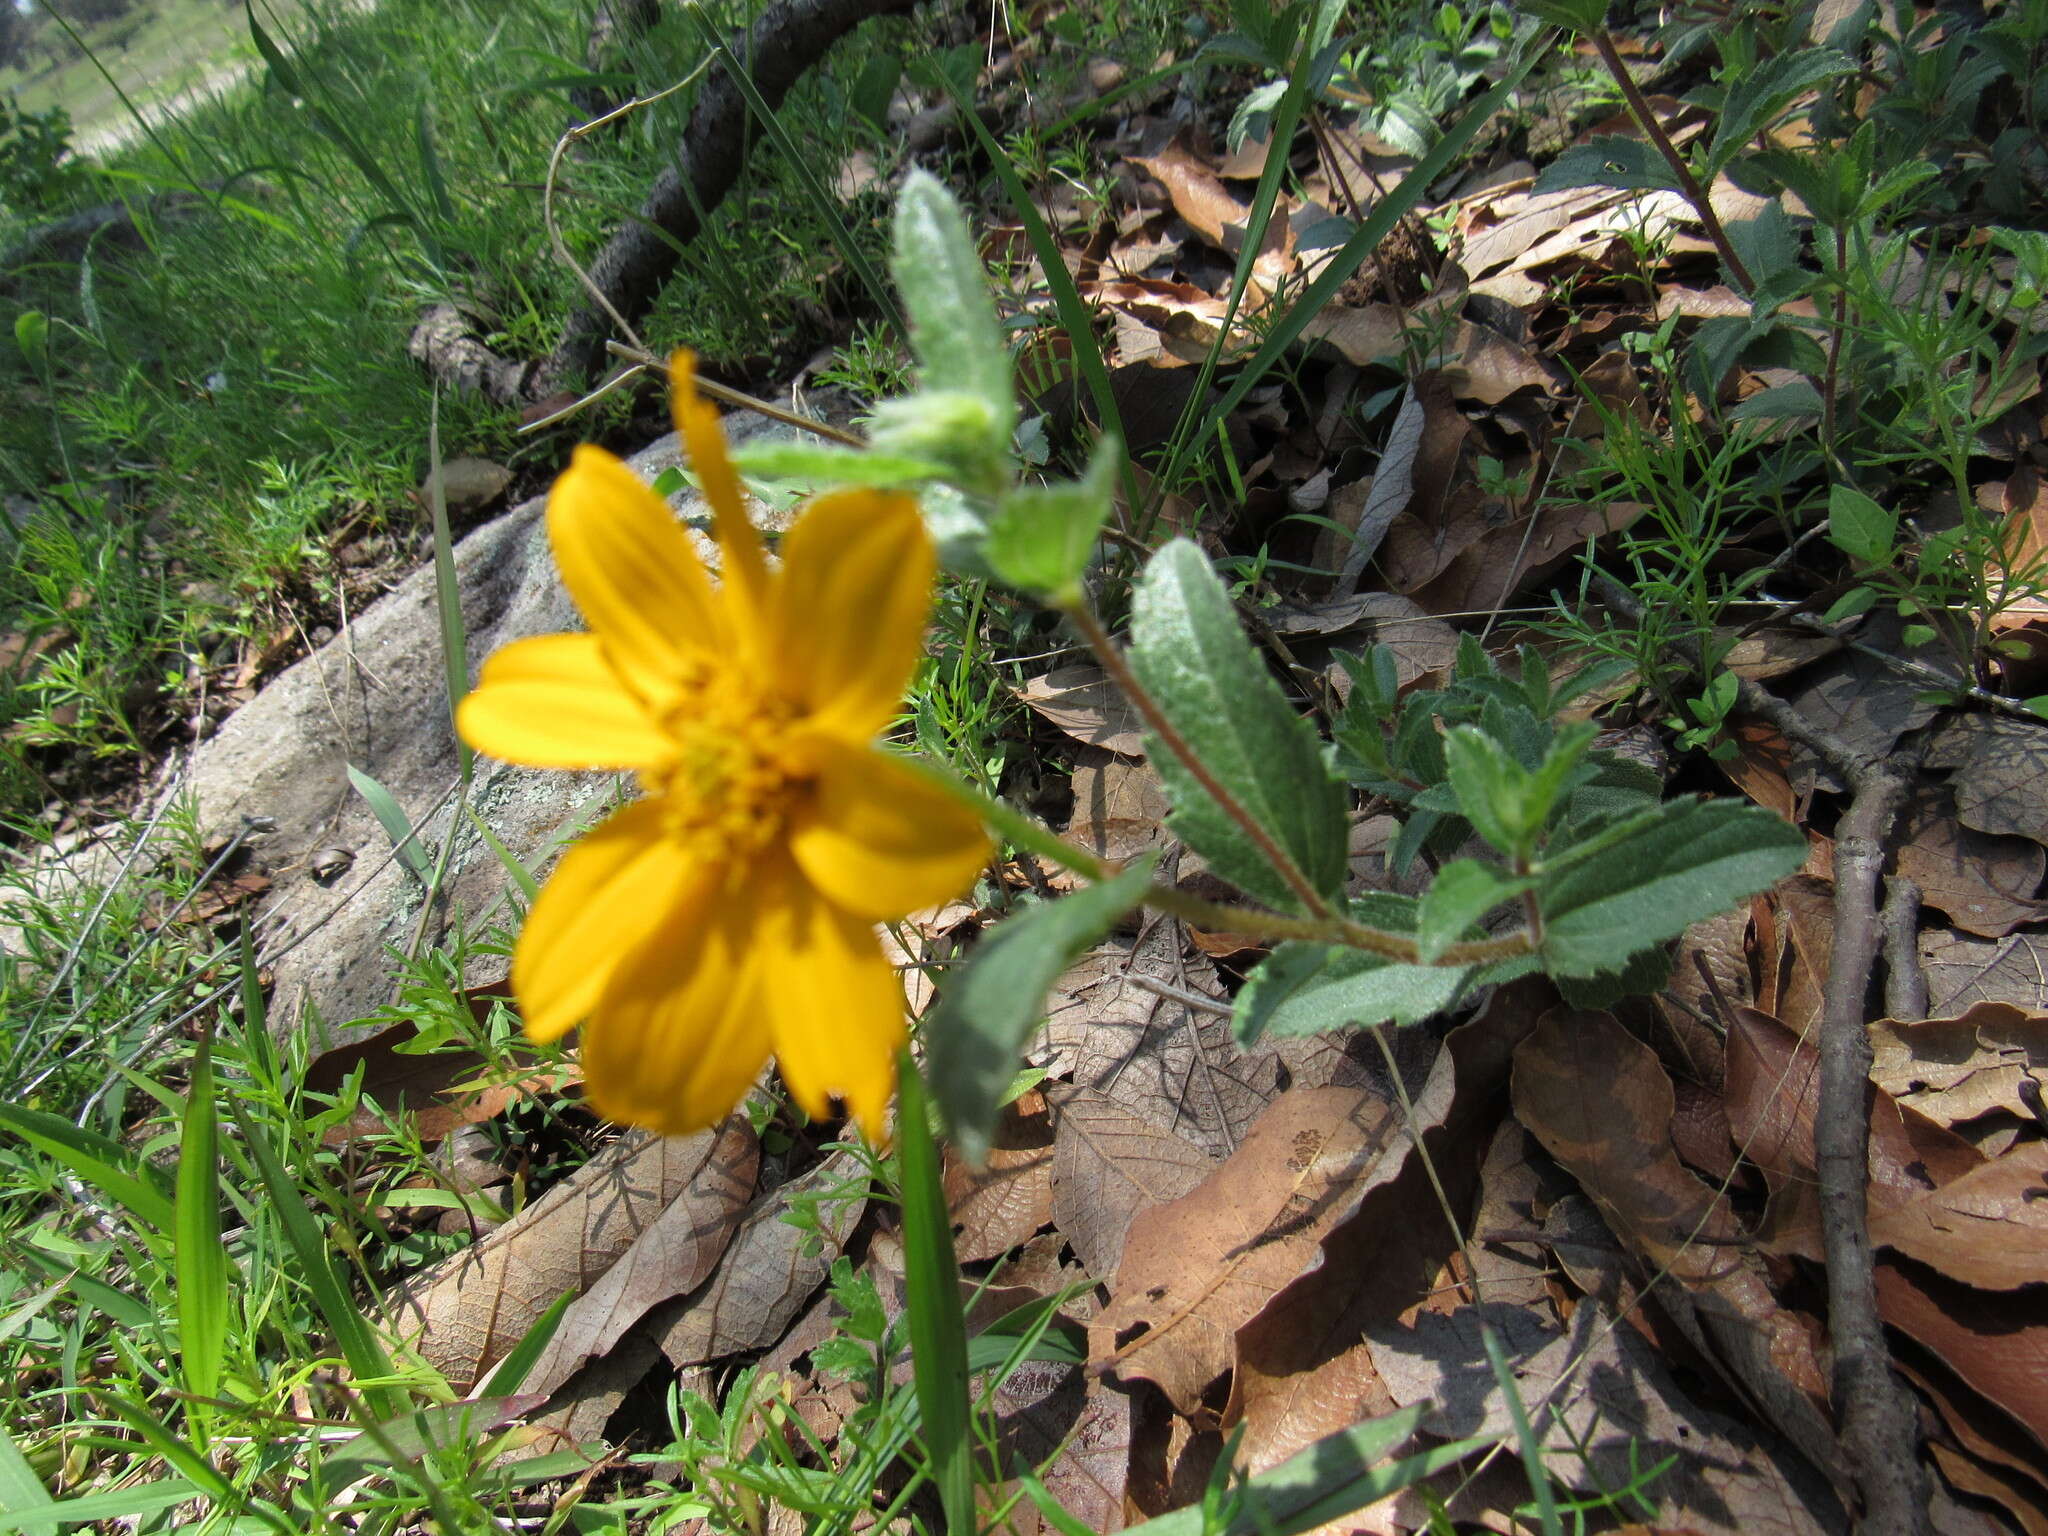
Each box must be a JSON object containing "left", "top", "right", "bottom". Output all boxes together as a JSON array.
[
  {"left": 1879, "top": 877, "right": 1928, "bottom": 1021},
  {"left": 1590, "top": 568, "right": 1930, "bottom": 1530},
  {"left": 1061, "top": 600, "right": 1337, "bottom": 920},
  {"left": 1588, "top": 28, "right": 1756, "bottom": 296},
  {"left": 1816, "top": 756, "right": 1931, "bottom": 1535}
]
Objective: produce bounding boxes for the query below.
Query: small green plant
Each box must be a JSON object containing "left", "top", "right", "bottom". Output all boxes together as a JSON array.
[{"left": 0, "top": 95, "right": 92, "bottom": 213}]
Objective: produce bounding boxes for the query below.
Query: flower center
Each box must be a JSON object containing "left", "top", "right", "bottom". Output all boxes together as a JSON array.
[{"left": 641, "top": 662, "right": 802, "bottom": 864}]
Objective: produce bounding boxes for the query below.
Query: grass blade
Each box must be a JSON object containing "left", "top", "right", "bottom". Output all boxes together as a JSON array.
[
  {"left": 227, "top": 1098, "right": 400, "bottom": 1417},
  {"left": 1483, "top": 1321, "right": 1564, "bottom": 1536},
  {"left": 0, "top": 1426, "right": 58, "bottom": 1536},
  {"left": 174, "top": 1030, "right": 229, "bottom": 1441},
  {"left": 0, "top": 1104, "right": 174, "bottom": 1234},
  {"left": 345, "top": 763, "right": 435, "bottom": 888},
  {"left": 894, "top": 1049, "right": 975, "bottom": 1532}
]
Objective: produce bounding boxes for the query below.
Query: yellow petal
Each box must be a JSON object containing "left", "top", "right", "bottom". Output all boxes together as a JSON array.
[
  {"left": 547, "top": 445, "right": 721, "bottom": 704},
  {"left": 512, "top": 800, "right": 705, "bottom": 1043},
  {"left": 771, "top": 489, "right": 935, "bottom": 737},
  {"left": 788, "top": 738, "right": 990, "bottom": 921},
  {"left": 764, "top": 874, "right": 905, "bottom": 1141},
  {"left": 670, "top": 351, "right": 772, "bottom": 632},
  {"left": 581, "top": 866, "right": 774, "bottom": 1134},
  {"left": 458, "top": 634, "right": 673, "bottom": 768}
]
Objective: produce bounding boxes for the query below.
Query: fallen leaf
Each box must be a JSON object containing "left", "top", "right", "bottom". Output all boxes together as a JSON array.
[
  {"left": 653, "top": 1152, "right": 866, "bottom": 1370},
  {"left": 1723, "top": 717, "right": 1799, "bottom": 820},
  {"left": 991, "top": 1361, "right": 1132, "bottom": 1533},
  {"left": 1870, "top": 1001, "right": 2048, "bottom": 1128},
  {"left": 1047, "top": 1084, "right": 1215, "bottom": 1280},
  {"left": 1868, "top": 1141, "right": 2048, "bottom": 1290},
  {"left": 1405, "top": 498, "right": 1646, "bottom": 615},
  {"left": 1064, "top": 748, "right": 1171, "bottom": 865},
  {"left": 393, "top": 1121, "right": 755, "bottom": 1393},
  {"left": 1925, "top": 714, "right": 2048, "bottom": 848},
  {"left": 946, "top": 1100, "right": 1056, "bottom": 1262},
  {"left": 1876, "top": 1258, "right": 2048, "bottom": 1455},
  {"left": 1894, "top": 786, "right": 2047, "bottom": 938},
  {"left": 1367, "top": 1299, "right": 1845, "bottom": 1535},
  {"left": 1090, "top": 1085, "right": 1399, "bottom": 1413},
  {"left": 1918, "top": 929, "right": 2048, "bottom": 1017},
  {"left": 302, "top": 1001, "right": 576, "bottom": 1148},
  {"left": 1898, "top": 1354, "right": 2048, "bottom": 1536},
  {"left": 418, "top": 456, "right": 513, "bottom": 515},
  {"left": 1036, "top": 929, "right": 1282, "bottom": 1158},
  {"left": 1268, "top": 592, "right": 1461, "bottom": 687},
  {"left": 1019, "top": 665, "right": 1148, "bottom": 756},
  {"left": 1130, "top": 138, "right": 1292, "bottom": 286},
  {"left": 1781, "top": 641, "right": 1941, "bottom": 795},
  {"left": 1512, "top": 1010, "right": 1841, "bottom": 1466}
]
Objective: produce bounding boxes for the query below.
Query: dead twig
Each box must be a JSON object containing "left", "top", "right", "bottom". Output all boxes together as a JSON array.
[
  {"left": 1591, "top": 570, "right": 1930, "bottom": 1533},
  {"left": 1879, "top": 877, "right": 1927, "bottom": 1021}
]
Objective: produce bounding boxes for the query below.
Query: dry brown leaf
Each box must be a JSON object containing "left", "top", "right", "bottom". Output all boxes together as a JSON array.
[
  {"left": 945, "top": 1101, "right": 1055, "bottom": 1263},
  {"left": 1405, "top": 499, "right": 1646, "bottom": 615},
  {"left": 1917, "top": 928, "right": 2048, "bottom": 1018},
  {"left": 991, "top": 1362, "right": 1132, "bottom": 1534},
  {"left": 1035, "top": 930, "right": 1282, "bottom": 1158},
  {"left": 1047, "top": 1081, "right": 1217, "bottom": 1281},
  {"left": 1894, "top": 786, "right": 2048, "bottom": 938},
  {"left": 1870, "top": 1001, "right": 2048, "bottom": 1127},
  {"left": 521, "top": 1117, "right": 760, "bottom": 1397},
  {"left": 1782, "top": 643, "right": 1942, "bottom": 795},
  {"left": 1129, "top": 138, "right": 1292, "bottom": 285},
  {"left": 1925, "top": 714, "right": 2048, "bottom": 848},
  {"left": 1090, "top": 1086, "right": 1398, "bottom": 1413},
  {"left": 1019, "top": 664, "right": 1148, "bottom": 756},
  {"left": 1297, "top": 303, "right": 1408, "bottom": 368},
  {"left": 1723, "top": 718, "right": 1799, "bottom": 821},
  {"left": 653, "top": 1152, "right": 865, "bottom": 1370},
  {"left": 1899, "top": 1354, "right": 2048, "bottom": 1536},
  {"left": 1722, "top": 627, "right": 1841, "bottom": 682},
  {"left": 1867, "top": 1141, "right": 2048, "bottom": 1290},
  {"left": 1876, "top": 1258, "right": 2048, "bottom": 1455},
  {"left": 1065, "top": 748, "right": 1171, "bottom": 866},
  {"left": 1438, "top": 319, "right": 1561, "bottom": 405},
  {"left": 1367, "top": 1299, "right": 1844, "bottom": 1535},
  {"left": 1511, "top": 1010, "right": 1840, "bottom": 1459},
  {"left": 392, "top": 1121, "right": 754, "bottom": 1393}
]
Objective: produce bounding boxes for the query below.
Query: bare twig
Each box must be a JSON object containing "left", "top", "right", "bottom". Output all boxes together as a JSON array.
[
  {"left": 1591, "top": 570, "right": 1930, "bottom": 1532},
  {"left": 1879, "top": 877, "right": 1928, "bottom": 1022}
]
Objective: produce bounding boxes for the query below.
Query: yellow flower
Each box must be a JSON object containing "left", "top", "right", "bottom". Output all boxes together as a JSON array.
[{"left": 457, "top": 353, "right": 989, "bottom": 1140}]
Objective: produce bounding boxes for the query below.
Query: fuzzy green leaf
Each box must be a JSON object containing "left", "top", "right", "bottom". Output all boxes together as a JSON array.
[
  {"left": 985, "top": 434, "right": 1121, "bottom": 602},
  {"left": 1130, "top": 540, "right": 1348, "bottom": 911},
  {"left": 1534, "top": 137, "right": 1681, "bottom": 196},
  {"left": 1537, "top": 797, "right": 1804, "bottom": 977},
  {"left": 1416, "top": 860, "right": 1530, "bottom": 964},
  {"left": 927, "top": 861, "right": 1155, "bottom": 1162},
  {"left": 729, "top": 441, "right": 951, "bottom": 488},
  {"left": 1234, "top": 940, "right": 1477, "bottom": 1044},
  {"left": 893, "top": 170, "right": 1015, "bottom": 441}
]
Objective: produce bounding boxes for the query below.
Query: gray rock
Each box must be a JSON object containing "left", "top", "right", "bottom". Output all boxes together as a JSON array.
[{"left": 184, "top": 409, "right": 823, "bottom": 1048}]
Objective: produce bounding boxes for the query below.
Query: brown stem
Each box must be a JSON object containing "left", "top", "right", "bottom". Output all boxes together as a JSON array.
[
  {"left": 1589, "top": 28, "right": 1757, "bottom": 296},
  {"left": 1062, "top": 600, "right": 1338, "bottom": 920},
  {"left": 1817, "top": 761, "right": 1932, "bottom": 1534},
  {"left": 1591, "top": 569, "right": 1930, "bottom": 1529},
  {"left": 1879, "top": 876, "right": 1928, "bottom": 1022}
]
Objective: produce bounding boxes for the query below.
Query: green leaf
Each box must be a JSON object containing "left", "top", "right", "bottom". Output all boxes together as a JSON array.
[
  {"left": 345, "top": 763, "right": 434, "bottom": 887},
  {"left": 985, "top": 433, "right": 1121, "bottom": 602},
  {"left": 1821, "top": 584, "right": 1878, "bottom": 623},
  {"left": 0, "top": 1470, "right": 198, "bottom": 1534},
  {"left": 1706, "top": 48, "right": 1855, "bottom": 173},
  {"left": 1441, "top": 726, "right": 1529, "bottom": 857},
  {"left": 0, "top": 1103, "right": 174, "bottom": 1233},
  {"left": 927, "top": 861, "right": 1154, "bottom": 1162},
  {"left": 1515, "top": 0, "right": 1605, "bottom": 31},
  {"left": 1728, "top": 378, "right": 1825, "bottom": 421},
  {"left": 12, "top": 310, "right": 47, "bottom": 370},
  {"left": 1537, "top": 797, "right": 1804, "bottom": 977},
  {"left": 893, "top": 170, "right": 1015, "bottom": 442},
  {"left": 1417, "top": 860, "right": 1530, "bottom": 964},
  {"left": 0, "top": 1426, "right": 57, "bottom": 1536},
  {"left": 1233, "top": 938, "right": 1475, "bottom": 1044},
  {"left": 729, "top": 441, "right": 949, "bottom": 488},
  {"left": 1534, "top": 137, "right": 1682, "bottom": 196},
  {"left": 1828, "top": 484, "right": 1896, "bottom": 565},
  {"left": 1129, "top": 541, "right": 1348, "bottom": 911},
  {"left": 1118, "top": 1407, "right": 1491, "bottom": 1536},
  {"left": 175, "top": 1033, "right": 228, "bottom": 1437}
]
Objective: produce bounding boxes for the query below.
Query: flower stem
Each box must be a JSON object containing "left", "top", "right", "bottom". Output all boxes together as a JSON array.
[{"left": 1060, "top": 599, "right": 1339, "bottom": 921}]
